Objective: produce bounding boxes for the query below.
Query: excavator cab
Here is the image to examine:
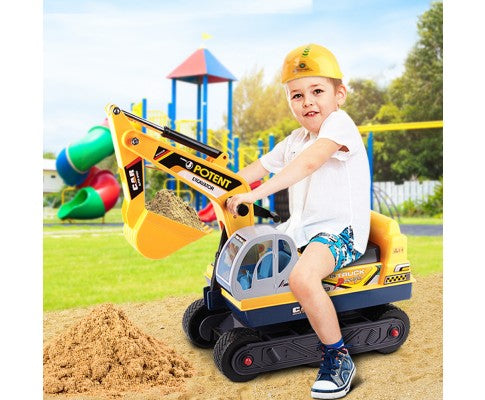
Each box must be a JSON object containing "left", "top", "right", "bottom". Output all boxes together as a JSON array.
[{"left": 215, "top": 225, "right": 298, "bottom": 300}]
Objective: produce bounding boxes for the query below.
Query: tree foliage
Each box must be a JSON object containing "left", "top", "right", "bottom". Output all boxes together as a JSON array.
[
  {"left": 390, "top": 1, "right": 443, "bottom": 121},
  {"left": 232, "top": 67, "right": 293, "bottom": 144},
  {"left": 373, "top": 1, "right": 443, "bottom": 182},
  {"left": 343, "top": 79, "right": 386, "bottom": 125},
  {"left": 44, "top": 151, "right": 56, "bottom": 159}
]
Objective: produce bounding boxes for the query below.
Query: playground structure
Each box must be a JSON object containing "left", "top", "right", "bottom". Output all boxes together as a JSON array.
[{"left": 55, "top": 120, "right": 121, "bottom": 220}]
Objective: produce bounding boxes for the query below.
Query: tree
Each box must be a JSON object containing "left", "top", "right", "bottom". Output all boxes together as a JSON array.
[
  {"left": 343, "top": 79, "right": 386, "bottom": 125},
  {"left": 392, "top": 1, "right": 443, "bottom": 122},
  {"left": 44, "top": 151, "right": 56, "bottom": 159},
  {"left": 374, "top": 1, "right": 443, "bottom": 182},
  {"left": 96, "top": 153, "right": 118, "bottom": 174},
  {"left": 231, "top": 68, "right": 293, "bottom": 144},
  {"left": 254, "top": 117, "right": 300, "bottom": 149}
]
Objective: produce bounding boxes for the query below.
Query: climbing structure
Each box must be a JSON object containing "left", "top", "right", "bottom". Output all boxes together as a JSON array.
[{"left": 166, "top": 47, "right": 237, "bottom": 210}]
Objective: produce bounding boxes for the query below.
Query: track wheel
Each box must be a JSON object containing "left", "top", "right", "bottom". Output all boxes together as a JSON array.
[
  {"left": 372, "top": 304, "right": 411, "bottom": 354},
  {"left": 213, "top": 328, "right": 261, "bottom": 382},
  {"left": 182, "top": 298, "right": 226, "bottom": 348}
]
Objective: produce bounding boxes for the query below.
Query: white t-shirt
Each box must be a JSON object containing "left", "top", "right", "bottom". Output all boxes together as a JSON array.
[{"left": 260, "top": 109, "right": 370, "bottom": 253}]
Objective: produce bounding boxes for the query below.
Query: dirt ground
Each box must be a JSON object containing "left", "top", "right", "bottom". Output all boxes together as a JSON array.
[{"left": 44, "top": 273, "right": 442, "bottom": 400}]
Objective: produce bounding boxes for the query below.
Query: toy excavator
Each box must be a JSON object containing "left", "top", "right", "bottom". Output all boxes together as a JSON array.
[{"left": 106, "top": 104, "right": 414, "bottom": 382}]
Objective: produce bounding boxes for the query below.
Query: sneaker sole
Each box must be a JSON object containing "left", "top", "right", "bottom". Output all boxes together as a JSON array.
[{"left": 310, "top": 365, "right": 356, "bottom": 399}]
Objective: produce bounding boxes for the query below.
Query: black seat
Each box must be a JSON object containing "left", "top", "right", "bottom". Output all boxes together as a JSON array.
[{"left": 346, "top": 241, "right": 380, "bottom": 267}]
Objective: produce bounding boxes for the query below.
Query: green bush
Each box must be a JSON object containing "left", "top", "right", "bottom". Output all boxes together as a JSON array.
[
  {"left": 397, "top": 180, "right": 443, "bottom": 217},
  {"left": 421, "top": 179, "right": 443, "bottom": 217},
  {"left": 399, "top": 199, "right": 424, "bottom": 217}
]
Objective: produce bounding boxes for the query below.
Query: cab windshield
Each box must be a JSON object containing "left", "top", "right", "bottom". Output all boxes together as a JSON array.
[{"left": 218, "top": 235, "right": 245, "bottom": 285}]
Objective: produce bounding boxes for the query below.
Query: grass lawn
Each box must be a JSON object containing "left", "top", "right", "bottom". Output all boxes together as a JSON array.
[
  {"left": 44, "top": 227, "right": 220, "bottom": 311},
  {"left": 43, "top": 207, "right": 443, "bottom": 226},
  {"left": 44, "top": 219, "right": 443, "bottom": 311},
  {"left": 407, "top": 236, "right": 442, "bottom": 275}
]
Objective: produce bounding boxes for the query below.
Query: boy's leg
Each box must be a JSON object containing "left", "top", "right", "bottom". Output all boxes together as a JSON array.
[
  {"left": 289, "top": 241, "right": 355, "bottom": 399},
  {"left": 289, "top": 241, "right": 340, "bottom": 343}
]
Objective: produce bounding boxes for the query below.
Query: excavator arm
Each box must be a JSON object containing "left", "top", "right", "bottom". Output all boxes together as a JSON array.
[{"left": 105, "top": 104, "right": 255, "bottom": 259}]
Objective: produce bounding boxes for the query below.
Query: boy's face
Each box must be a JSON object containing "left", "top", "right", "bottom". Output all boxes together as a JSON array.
[{"left": 286, "top": 76, "right": 347, "bottom": 134}]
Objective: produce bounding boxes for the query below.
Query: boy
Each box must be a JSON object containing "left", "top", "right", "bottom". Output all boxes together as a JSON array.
[{"left": 226, "top": 43, "right": 370, "bottom": 399}]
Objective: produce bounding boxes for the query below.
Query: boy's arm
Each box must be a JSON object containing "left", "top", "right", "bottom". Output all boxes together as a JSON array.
[
  {"left": 226, "top": 138, "right": 341, "bottom": 215},
  {"left": 238, "top": 159, "right": 270, "bottom": 184}
]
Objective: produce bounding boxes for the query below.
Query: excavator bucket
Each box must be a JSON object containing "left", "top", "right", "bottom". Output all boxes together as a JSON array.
[
  {"left": 117, "top": 163, "right": 213, "bottom": 259},
  {"left": 123, "top": 204, "right": 212, "bottom": 260}
]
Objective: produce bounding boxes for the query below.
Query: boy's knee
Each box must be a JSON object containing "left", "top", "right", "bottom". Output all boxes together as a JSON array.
[{"left": 289, "top": 267, "right": 312, "bottom": 294}]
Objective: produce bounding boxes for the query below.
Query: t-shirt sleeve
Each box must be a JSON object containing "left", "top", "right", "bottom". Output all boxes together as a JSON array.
[
  {"left": 259, "top": 136, "right": 289, "bottom": 173},
  {"left": 317, "top": 111, "right": 359, "bottom": 161}
]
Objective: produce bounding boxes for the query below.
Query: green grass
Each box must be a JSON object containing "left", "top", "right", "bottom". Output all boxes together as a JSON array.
[
  {"left": 44, "top": 221, "right": 442, "bottom": 311},
  {"left": 407, "top": 236, "right": 443, "bottom": 276},
  {"left": 398, "top": 216, "right": 443, "bottom": 225},
  {"left": 44, "top": 227, "right": 220, "bottom": 311}
]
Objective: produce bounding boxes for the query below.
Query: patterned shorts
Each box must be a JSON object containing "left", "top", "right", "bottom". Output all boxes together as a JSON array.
[{"left": 305, "top": 226, "right": 362, "bottom": 272}]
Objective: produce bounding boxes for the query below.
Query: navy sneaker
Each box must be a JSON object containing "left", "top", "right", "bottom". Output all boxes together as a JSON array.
[{"left": 311, "top": 346, "right": 356, "bottom": 399}]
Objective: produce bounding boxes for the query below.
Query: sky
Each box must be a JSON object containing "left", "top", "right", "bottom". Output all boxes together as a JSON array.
[{"left": 43, "top": 0, "right": 433, "bottom": 154}]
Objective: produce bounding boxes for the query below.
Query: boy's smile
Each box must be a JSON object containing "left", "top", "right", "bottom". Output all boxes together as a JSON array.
[{"left": 286, "top": 76, "right": 346, "bottom": 134}]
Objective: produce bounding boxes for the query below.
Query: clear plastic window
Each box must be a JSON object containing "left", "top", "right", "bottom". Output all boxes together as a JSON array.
[
  {"left": 218, "top": 235, "right": 244, "bottom": 284},
  {"left": 277, "top": 239, "right": 292, "bottom": 273},
  {"left": 237, "top": 240, "right": 272, "bottom": 290}
]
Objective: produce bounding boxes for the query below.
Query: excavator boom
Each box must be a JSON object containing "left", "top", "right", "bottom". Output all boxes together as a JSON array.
[{"left": 105, "top": 103, "right": 254, "bottom": 259}]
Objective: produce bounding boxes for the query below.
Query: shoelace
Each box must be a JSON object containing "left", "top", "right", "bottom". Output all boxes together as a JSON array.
[{"left": 318, "top": 347, "right": 346, "bottom": 377}]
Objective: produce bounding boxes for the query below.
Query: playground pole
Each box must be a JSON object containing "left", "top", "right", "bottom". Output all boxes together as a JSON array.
[
  {"left": 202, "top": 75, "right": 208, "bottom": 146},
  {"left": 170, "top": 80, "right": 177, "bottom": 130},
  {"left": 196, "top": 84, "right": 202, "bottom": 142},
  {"left": 257, "top": 139, "right": 264, "bottom": 223},
  {"left": 367, "top": 132, "right": 374, "bottom": 210},
  {"left": 268, "top": 134, "right": 275, "bottom": 213},
  {"left": 195, "top": 83, "right": 202, "bottom": 210},
  {"left": 168, "top": 80, "right": 177, "bottom": 191},
  {"left": 228, "top": 81, "right": 234, "bottom": 170},
  {"left": 234, "top": 136, "right": 239, "bottom": 172},
  {"left": 201, "top": 75, "right": 209, "bottom": 208},
  {"left": 141, "top": 98, "right": 147, "bottom": 133}
]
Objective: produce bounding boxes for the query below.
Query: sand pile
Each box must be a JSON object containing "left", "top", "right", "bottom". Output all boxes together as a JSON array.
[
  {"left": 146, "top": 189, "right": 206, "bottom": 231},
  {"left": 43, "top": 303, "right": 193, "bottom": 397}
]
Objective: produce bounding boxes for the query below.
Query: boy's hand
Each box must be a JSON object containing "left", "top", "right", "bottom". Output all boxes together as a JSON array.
[{"left": 226, "top": 192, "right": 256, "bottom": 216}]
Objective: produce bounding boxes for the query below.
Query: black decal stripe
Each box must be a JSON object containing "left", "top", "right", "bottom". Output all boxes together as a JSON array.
[
  {"left": 124, "top": 159, "right": 144, "bottom": 199},
  {"left": 158, "top": 153, "right": 242, "bottom": 191},
  {"left": 153, "top": 146, "right": 169, "bottom": 160}
]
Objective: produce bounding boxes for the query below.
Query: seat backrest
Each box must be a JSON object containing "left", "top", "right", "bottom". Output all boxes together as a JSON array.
[
  {"left": 346, "top": 241, "right": 380, "bottom": 267},
  {"left": 257, "top": 252, "right": 273, "bottom": 279}
]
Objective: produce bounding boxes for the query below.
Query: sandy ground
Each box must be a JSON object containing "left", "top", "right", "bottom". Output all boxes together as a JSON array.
[{"left": 44, "top": 273, "right": 442, "bottom": 400}]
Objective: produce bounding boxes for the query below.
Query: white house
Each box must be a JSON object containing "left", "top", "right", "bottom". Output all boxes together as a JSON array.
[{"left": 43, "top": 158, "right": 64, "bottom": 193}]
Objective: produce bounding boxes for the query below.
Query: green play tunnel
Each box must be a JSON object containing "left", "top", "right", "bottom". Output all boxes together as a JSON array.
[
  {"left": 57, "top": 187, "right": 106, "bottom": 220},
  {"left": 67, "top": 125, "right": 113, "bottom": 172}
]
